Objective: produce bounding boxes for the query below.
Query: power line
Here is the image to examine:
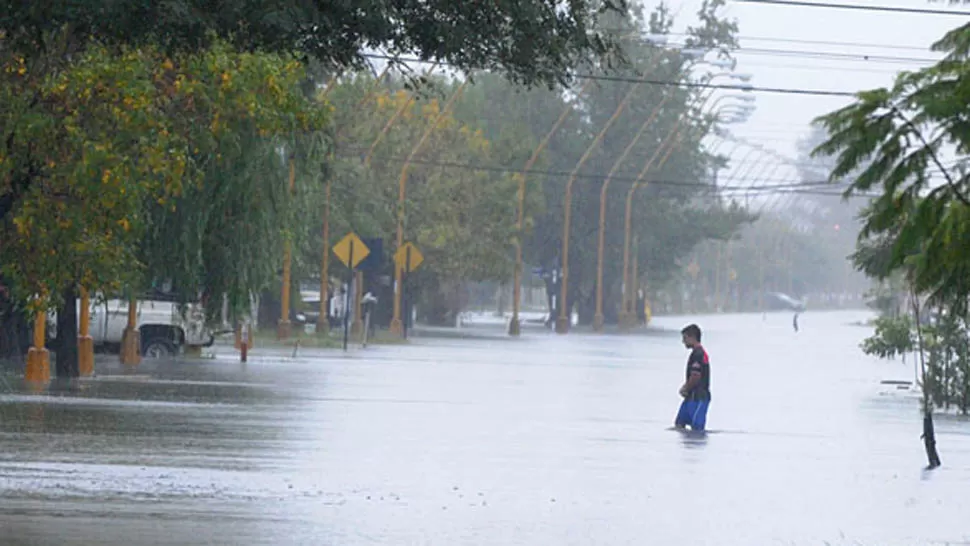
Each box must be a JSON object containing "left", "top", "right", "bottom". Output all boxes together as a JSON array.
[
  {"left": 583, "top": 73, "right": 856, "bottom": 97},
  {"left": 732, "top": 0, "right": 970, "bottom": 16},
  {"left": 736, "top": 60, "right": 919, "bottom": 75},
  {"left": 362, "top": 53, "right": 858, "bottom": 96},
  {"left": 335, "top": 151, "right": 876, "bottom": 197},
  {"left": 735, "top": 46, "right": 938, "bottom": 65},
  {"left": 612, "top": 29, "right": 934, "bottom": 52},
  {"left": 733, "top": 34, "right": 932, "bottom": 52},
  {"left": 598, "top": 29, "right": 940, "bottom": 64}
]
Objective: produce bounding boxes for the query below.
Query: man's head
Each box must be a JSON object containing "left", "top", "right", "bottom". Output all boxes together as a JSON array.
[{"left": 681, "top": 324, "right": 702, "bottom": 349}]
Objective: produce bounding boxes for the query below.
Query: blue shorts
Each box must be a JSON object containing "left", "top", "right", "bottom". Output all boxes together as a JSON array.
[{"left": 675, "top": 398, "right": 710, "bottom": 430}]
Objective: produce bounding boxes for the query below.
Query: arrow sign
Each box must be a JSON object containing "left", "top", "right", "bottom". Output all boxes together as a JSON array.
[
  {"left": 333, "top": 232, "right": 370, "bottom": 269},
  {"left": 394, "top": 242, "right": 424, "bottom": 273}
]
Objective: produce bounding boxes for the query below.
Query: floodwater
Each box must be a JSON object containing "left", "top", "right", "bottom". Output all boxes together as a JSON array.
[{"left": 1, "top": 310, "right": 969, "bottom": 545}]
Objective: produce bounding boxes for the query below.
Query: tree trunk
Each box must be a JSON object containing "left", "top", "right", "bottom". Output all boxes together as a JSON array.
[
  {"left": 496, "top": 283, "right": 506, "bottom": 317},
  {"left": 577, "top": 290, "right": 594, "bottom": 326},
  {"left": 912, "top": 290, "right": 941, "bottom": 469},
  {"left": 544, "top": 275, "right": 557, "bottom": 327},
  {"left": 257, "top": 288, "right": 281, "bottom": 330},
  {"left": 922, "top": 412, "right": 942, "bottom": 469},
  {"left": 0, "top": 292, "right": 30, "bottom": 360},
  {"left": 56, "top": 286, "right": 79, "bottom": 378}
]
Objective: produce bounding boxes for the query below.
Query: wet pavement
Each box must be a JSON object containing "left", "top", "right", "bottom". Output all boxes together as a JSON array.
[{"left": 1, "top": 310, "right": 969, "bottom": 545}]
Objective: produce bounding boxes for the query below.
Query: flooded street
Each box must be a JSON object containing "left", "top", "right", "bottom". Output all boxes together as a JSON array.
[{"left": 2, "top": 310, "right": 969, "bottom": 545}]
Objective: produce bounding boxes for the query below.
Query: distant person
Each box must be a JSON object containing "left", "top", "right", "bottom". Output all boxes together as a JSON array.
[
  {"left": 793, "top": 312, "right": 800, "bottom": 332},
  {"left": 675, "top": 324, "right": 711, "bottom": 431},
  {"left": 636, "top": 290, "right": 646, "bottom": 325},
  {"left": 362, "top": 291, "right": 378, "bottom": 337},
  {"left": 329, "top": 286, "right": 346, "bottom": 330}
]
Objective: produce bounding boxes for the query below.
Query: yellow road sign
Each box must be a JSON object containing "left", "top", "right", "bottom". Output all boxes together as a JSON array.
[
  {"left": 332, "top": 232, "right": 370, "bottom": 269},
  {"left": 394, "top": 242, "right": 424, "bottom": 273}
]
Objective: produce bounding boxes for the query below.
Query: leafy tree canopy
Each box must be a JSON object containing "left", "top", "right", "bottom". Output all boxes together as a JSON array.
[
  {"left": 1, "top": 0, "right": 628, "bottom": 88},
  {"left": 0, "top": 41, "right": 327, "bottom": 312},
  {"left": 813, "top": 22, "right": 970, "bottom": 315}
]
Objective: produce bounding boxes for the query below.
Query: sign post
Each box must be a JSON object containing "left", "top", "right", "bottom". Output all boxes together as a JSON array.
[
  {"left": 332, "top": 232, "right": 371, "bottom": 352},
  {"left": 393, "top": 242, "right": 424, "bottom": 340},
  {"left": 343, "top": 241, "right": 354, "bottom": 351},
  {"left": 404, "top": 245, "right": 411, "bottom": 339}
]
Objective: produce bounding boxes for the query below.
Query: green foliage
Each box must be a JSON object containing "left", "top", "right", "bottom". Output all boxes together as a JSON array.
[
  {"left": 861, "top": 302, "right": 970, "bottom": 414},
  {"left": 1, "top": 0, "right": 745, "bottom": 329},
  {"left": 861, "top": 315, "right": 915, "bottom": 359},
  {"left": 921, "top": 311, "right": 970, "bottom": 414},
  {"left": 862, "top": 308, "right": 970, "bottom": 414},
  {"left": 812, "top": 24, "right": 970, "bottom": 316},
  {"left": 0, "top": 41, "right": 327, "bottom": 315},
  {"left": 433, "top": 1, "right": 747, "bottom": 322},
  {"left": 1, "top": 44, "right": 188, "bottom": 310},
  {"left": 319, "top": 75, "right": 523, "bottom": 320},
  {"left": 0, "top": 0, "right": 627, "bottom": 89},
  {"left": 136, "top": 44, "right": 330, "bottom": 321}
]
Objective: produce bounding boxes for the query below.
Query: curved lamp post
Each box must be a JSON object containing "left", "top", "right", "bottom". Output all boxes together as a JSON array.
[
  {"left": 619, "top": 95, "right": 753, "bottom": 325},
  {"left": 555, "top": 52, "right": 739, "bottom": 334},
  {"left": 592, "top": 90, "right": 675, "bottom": 331},
  {"left": 508, "top": 79, "right": 595, "bottom": 336},
  {"left": 509, "top": 33, "right": 671, "bottom": 336},
  {"left": 389, "top": 80, "right": 469, "bottom": 336},
  {"left": 317, "top": 62, "right": 398, "bottom": 339}
]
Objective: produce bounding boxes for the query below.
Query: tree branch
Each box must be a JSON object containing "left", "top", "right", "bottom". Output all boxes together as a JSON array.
[{"left": 890, "top": 105, "right": 970, "bottom": 207}]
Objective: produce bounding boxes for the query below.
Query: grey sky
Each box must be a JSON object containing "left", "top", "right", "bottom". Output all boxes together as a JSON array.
[{"left": 650, "top": 0, "right": 967, "bottom": 188}]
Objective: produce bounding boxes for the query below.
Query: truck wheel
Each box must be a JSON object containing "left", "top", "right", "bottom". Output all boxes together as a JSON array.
[{"left": 142, "top": 338, "right": 178, "bottom": 359}]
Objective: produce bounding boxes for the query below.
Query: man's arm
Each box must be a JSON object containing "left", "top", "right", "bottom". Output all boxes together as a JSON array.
[{"left": 679, "top": 361, "right": 703, "bottom": 396}]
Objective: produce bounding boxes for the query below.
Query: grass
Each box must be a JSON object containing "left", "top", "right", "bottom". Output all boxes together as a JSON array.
[
  {"left": 249, "top": 326, "right": 409, "bottom": 349},
  {"left": 250, "top": 329, "right": 341, "bottom": 349}
]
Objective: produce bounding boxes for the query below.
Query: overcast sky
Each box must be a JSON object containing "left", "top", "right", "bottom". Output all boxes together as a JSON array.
[{"left": 648, "top": 0, "right": 968, "bottom": 188}]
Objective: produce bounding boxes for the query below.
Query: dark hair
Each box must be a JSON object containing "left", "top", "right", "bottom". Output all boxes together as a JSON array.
[{"left": 681, "top": 324, "right": 702, "bottom": 342}]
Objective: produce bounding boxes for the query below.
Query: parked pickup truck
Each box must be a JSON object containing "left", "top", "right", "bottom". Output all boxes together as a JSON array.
[{"left": 49, "top": 293, "right": 215, "bottom": 358}]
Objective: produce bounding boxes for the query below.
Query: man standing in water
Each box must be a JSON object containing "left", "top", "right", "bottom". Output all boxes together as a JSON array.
[{"left": 675, "top": 324, "right": 711, "bottom": 431}]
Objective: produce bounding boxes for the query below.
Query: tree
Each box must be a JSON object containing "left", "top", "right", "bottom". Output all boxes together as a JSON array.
[
  {"left": 813, "top": 63, "right": 970, "bottom": 467},
  {"left": 1, "top": 45, "right": 195, "bottom": 311},
  {"left": 2, "top": 0, "right": 630, "bottom": 356},
  {"left": 136, "top": 44, "right": 331, "bottom": 324},
  {"left": 1, "top": 1, "right": 627, "bottom": 90},
  {"left": 0, "top": 41, "right": 327, "bottom": 374},
  {"left": 436, "top": 1, "right": 747, "bottom": 326},
  {"left": 812, "top": 24, "right": 970, "bottom": 317},
  {"left": 316, "top": 75, "right": 527, "bottom": 325}
]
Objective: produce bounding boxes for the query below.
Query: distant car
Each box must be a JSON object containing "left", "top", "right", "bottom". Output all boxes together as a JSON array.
[
  {"left": 299, "top": 289, "right": 323, "bottom": 324},
  {"left": 767, "top": 292, "right": 806, "bottom": 312}
]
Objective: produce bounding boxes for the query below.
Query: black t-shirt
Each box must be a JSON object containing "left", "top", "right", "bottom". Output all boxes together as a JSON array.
[{"left": 685, "top": 345, "right": 711, "bottom": 401}]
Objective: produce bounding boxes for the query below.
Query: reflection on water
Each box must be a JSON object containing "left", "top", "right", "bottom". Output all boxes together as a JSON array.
[
  {"left": 677, "top": 428, "right": 709, "bottom": 451},
  {"left": 0, "top": 310, "right": 968, "bottom": 545}
]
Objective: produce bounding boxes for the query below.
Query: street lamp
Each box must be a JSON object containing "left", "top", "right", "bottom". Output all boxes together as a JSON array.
[
  {"left": 618, "top": 90, "right": 753, "bottom": 325},
  {"left": 553, "top": 42, "right": 709, "bottom": 334},
  {"left": 592, "top": 88, "right": 676, "bottom": 331},
  {"left": 509, "top": 33, "right": 672, "bottom": 336},
  {"left": 508, "top": 78, "right": 595, "bottom": 337},
  {"left": 593, "top": 93, "right": 753, "bottom": 330},
  {"left": 390, "top": 80, "right": 469, "bottom": 336}
]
